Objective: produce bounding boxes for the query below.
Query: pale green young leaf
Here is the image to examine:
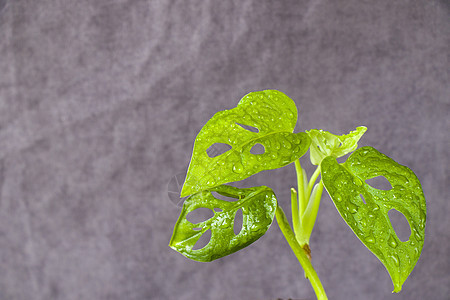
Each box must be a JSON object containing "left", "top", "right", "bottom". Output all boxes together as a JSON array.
[
  {"left": 306, "top": 126, "right": 367, "bottom": 165},
  {"left": 321, "top": 147, "right": 426, "bottom": 293},
  {"left": 170, "top": 185, "right": 277, "bottom": 262},
  {"left": 181, "top": 90, "right": 310, "bottom": 197}
]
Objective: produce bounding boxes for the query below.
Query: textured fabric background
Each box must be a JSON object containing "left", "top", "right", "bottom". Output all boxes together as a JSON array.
[{"left": 0, "top": 1, "right": 448, "bottom": 299}]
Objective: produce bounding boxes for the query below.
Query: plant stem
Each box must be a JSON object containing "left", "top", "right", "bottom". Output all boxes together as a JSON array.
[
  {"left": 291, "top": 188, "right": 300, "bottom": 237},
  {"left": 298, "top": 181, "right": 324, "bottom": 246},
  {"left": 294, "top": 160, "right": 307, "bottom": 217},
  {"left": 307, "top": 166, "right": 321, "bottom": 199},
  {"left": 276, "top": 205, "right": 328, "bottom": 300}
]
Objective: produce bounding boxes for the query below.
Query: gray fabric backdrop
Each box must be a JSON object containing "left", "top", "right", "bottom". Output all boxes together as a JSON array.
[{"left": 0, "top": 1, "right": 448, "bottom": 299}]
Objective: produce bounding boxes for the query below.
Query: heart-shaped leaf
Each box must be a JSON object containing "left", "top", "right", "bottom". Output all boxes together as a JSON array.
[
  {"left": 170, "top": 185, "right": 277, "bottom": 262},
  {"left": 321, "top": 146, "right": 426, "bottom": 292},
  {"left": 180, "top": 90, "right": 310, "bottom": 197}
]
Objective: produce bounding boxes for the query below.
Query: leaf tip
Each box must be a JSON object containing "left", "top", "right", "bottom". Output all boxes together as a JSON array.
[{"left": 392, "top": 285, "right": 402, "bottom": 293}]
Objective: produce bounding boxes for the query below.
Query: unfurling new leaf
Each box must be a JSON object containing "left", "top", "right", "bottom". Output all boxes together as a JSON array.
[
  {"left": 307, "top": 126, "right": 367, "bottom": 165},
  {"left": 180, "top": 90, "right": 311, "bottom": 197},
  {"left": 321, "top": 146, "right": 426, "bottom": 292},
  {"left": 170, "top": 185, "right": 277, "bottom": 262}
]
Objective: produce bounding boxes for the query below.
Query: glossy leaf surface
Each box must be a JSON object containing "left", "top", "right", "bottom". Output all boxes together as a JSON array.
[
  {"left": 307, "top": 126, "right": 367, "bottom": 165},
  {"left": 170, "top": 185, "right": 277, "bottom": 262},
  {"left": 180, "top": 90, "right": 310, "bottom": 197},
  {"left": 321, "top": 146, "right": 426, "bottom": 292}
]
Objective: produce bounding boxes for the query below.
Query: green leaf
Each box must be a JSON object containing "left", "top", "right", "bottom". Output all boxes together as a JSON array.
[
  {"left": 180, "top": 90, "right": 311, "bottom": 197},
  {"left": 306, "top": 126, "right": 367, "bottom": 165},
  {"left": 170, "top": 185, "right": 277, "bottom": 262},
  {"left": 320, "top": 146, "right": 426, "bottom": 293}
]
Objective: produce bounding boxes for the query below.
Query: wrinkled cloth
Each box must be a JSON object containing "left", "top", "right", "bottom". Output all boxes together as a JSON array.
[{"left": 0, "top": 1, "right": 448, "bottom": 299}]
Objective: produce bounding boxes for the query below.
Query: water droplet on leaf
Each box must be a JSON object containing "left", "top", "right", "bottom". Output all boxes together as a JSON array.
[
  {"left": 365, "top": 235, "right": 375, "bottom": 243},
  {"left": 389, "top": 254, "right": 400, "bottom": 266},
  {"left": 232, "top": 163, "right": 243, "bottom": 173},
  {"left": 413, "top": 229, "right": 423, "bottom": 241},
  {"left": 220, "top": 217, "right": 231, "bottom": 228},
  {"left": 283, "top": 140, "right": 292, "bottom": 149},
  {"left": 346, "top": 203, "right": 358, "bottom": 214},
  {"left": 388, "top": 235, "right": 398, "bottom": 248}
]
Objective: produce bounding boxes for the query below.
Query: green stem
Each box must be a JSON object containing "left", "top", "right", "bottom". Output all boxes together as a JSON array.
[
  {"left": 294, "top": 160, "right": 307, "bottom": 217},
  {"left": 298, "top": 180, "right": 324, "bottom": 245},
  {"left": 291, "top": 188, "right": 300, "bottom": 237},
  {"left": 307, "top": 166, "right": 321, "bottom": 199},
  {"left": 276, "top": 205, "right": 328, "bottom": 300}
]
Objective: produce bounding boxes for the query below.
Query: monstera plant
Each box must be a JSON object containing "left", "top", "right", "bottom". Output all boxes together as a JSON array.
[{"left": 169, "top": 90, "right": 426, "bottom": 299}]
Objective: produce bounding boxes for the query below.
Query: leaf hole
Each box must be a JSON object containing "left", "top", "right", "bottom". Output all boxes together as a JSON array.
[
  {"left": 211, "top": 191, "right": 238, "bottom": 202},
  {"left": 336, "top": 152, "right": 351, "bottom": 164},
  {"left": 186, "top": 207, "right": 215, "bottom": 224},
  {"left": 236, "top": 123, "right": 259, "bottom": 133},
  {"left": 365, "top": 176, "right": 392, "bottom": 190},
  {"left": 359, "top": 194, "right": 366, "bottom": 204},
  {"left": 193, "top": 227, "right": 202, "bottom": 231},
  {"left": 388, "top": 209, "right": 411, "bottom": 242},
  {"left": 233, "top": 209, "right": 243, "bottom": 235},
  {"left": 192, "top": 229, "right": 211, "bottom": 250},
  {"left": 206, "top": 143, "right": 232, "bottom": 158},
  {"left": 213, "top": 208, "right": 222, "bottom": 212},
  {"left": 250, "top": 143, "right": 265, "bottom": 155}
]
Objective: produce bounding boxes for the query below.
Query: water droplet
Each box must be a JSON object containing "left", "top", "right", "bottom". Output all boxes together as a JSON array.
[
  {"left": 360, "top": 219, "right": 367, "bottom": 227},
  {"left": 292, "top": 136, "right": 300, "bottom": 144},
  {"left": 413, "top": 228, "right": 423, "bottom": 241},
  {"left": 414, "top": 247, "right": 420, "bottom": 258},
  {"left": 354, "top": 178, "right": 363, "bottom": 186},
  {"left": 288, "top": 112, "right": 294, "bottom": 118},
  {"left": 334, "top": 195, "right": 342, "bottom": 202},
  {"left": 372, "top": 204, "right": 380, "bottom": 211},
  {"left": 388, "top": 235, "right": 398, "bottom": 248},
  {"left": 365, "top": 235, "right": 375, "bottom": 243},
  {"left": 389, "top": 254, "right": 400, "bottom": 266},
  {"left": 346, "top": 203, "right": 358, "bottom": 214},
  {"left": 273, "top": 141, "right": 281, "bottom": 150},
  {"left": 271, "top": 153, "right": 278, "bottom": 159},
  {"left": 406, "top": 254, "right": 411, "bottom": 264},
  {"left": 283, "top": 140, "right": 292, "bottom": 149},
  {"left": 281, "top": 158, "right": 290, "bottom": 165},
  {"left": 419, "top": 209, "right": 426, "bottom": 230},
  {"left": 232, "top": 163, "right": 243, "bottom": 173},
  {"left": 220, "top": 217, "right": 231, "bottom": 228}
]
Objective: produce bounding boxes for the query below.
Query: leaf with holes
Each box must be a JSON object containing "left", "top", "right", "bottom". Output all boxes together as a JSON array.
[
  {"left": 307, "top": 126, "right": 367, "bottom": 165},
  {"left": 170, "top": 185, "right": 277, "bottom": 262},
  {"left": 180, "top": 90, "right": 311, "bottom": 197},
  {"left": 320, "top": 146, "right": 426, "bottom": 292}
]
